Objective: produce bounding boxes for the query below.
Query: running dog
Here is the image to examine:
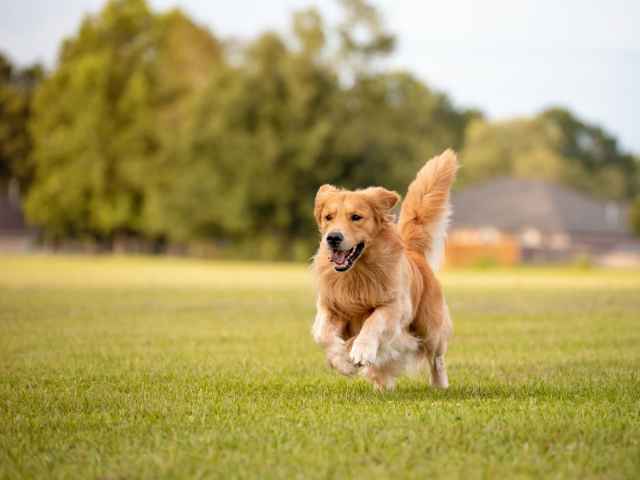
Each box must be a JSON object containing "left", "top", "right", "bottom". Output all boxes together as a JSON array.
[{"left": 311, "top": 149, "right": 458, "bottom": 391}]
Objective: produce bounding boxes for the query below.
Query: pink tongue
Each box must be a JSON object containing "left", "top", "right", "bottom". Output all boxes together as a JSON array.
[{"left": 332, "top": 250, "right": 348, "bottom": 264}]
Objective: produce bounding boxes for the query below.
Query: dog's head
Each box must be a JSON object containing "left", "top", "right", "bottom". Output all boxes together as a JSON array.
[{"left": 314, "top": 185, "right": 400, "bottom": 272}]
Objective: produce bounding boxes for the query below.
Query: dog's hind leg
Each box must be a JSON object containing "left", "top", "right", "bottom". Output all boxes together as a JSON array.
[
  {"left": 423, "top": 302, "right": 452, "bottom": 389},
  {"left": 429, "top": 342, "right": 449, "bottom": 389}
]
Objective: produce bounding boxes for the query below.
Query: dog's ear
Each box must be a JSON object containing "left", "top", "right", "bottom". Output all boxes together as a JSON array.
[
  {"left": 314, "top": 184, "right": 338, "bottom": 224},
  {"left": 363, "top": 187, "right": 400, "bottom": 224},
  {"left": 364, "top": 187, "right": 400, "bottom": 211}
]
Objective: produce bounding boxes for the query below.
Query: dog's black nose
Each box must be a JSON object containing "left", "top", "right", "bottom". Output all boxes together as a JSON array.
[{"left": 326, "top": 231, "right": 343, "bottom": 248}]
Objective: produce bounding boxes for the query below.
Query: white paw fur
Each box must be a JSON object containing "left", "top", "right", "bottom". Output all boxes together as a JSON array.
[{"left": 350, "top": 337, "right": 379, "bottom": 366}]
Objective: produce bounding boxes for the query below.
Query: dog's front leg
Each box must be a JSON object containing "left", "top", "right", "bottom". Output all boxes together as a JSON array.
[
  {"left": 349, "top": 304, "right": 397, "bottom": 367},
  {"left": 312, "top": 304, "right": 357, "bottom": 376}
]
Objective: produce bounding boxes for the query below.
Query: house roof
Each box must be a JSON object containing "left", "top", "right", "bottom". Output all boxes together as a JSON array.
[{"left": 451, "top": 177, "right": 630, "bottom": 235}]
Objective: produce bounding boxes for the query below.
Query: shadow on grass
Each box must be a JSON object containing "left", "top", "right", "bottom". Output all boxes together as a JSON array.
[
  {"left": 229, "top": 374, "right": 636, "bottom": 403},
  {"left": 387, "top": 383, "right": 583, "bottom": 402},
  {"left": 379, "top": 379, "right": 636, "bottom": 402}
]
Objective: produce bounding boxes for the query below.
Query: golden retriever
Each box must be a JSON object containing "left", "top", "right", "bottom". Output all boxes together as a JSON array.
[{"left": 311, "top": 149, "right": 458, "bottom": 391}]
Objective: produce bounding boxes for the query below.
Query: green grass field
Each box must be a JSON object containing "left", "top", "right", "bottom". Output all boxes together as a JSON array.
[{"left": 1, "top": 255, "right": 639, "bottom": 479}]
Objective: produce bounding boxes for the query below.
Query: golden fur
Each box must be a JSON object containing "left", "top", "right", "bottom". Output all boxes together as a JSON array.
[{"left": 312, "top": 149, "right": 458, "bottom": 390}]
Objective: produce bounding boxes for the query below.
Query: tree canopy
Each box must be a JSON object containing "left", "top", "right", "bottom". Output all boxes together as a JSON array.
[
  {"left": 460, "top": 108, "right": 638, "bottom": 200},
  {"left": 0, "top": 53, "right": 42, "bottom": 190},
  {"left": 25, "top": 0, "right": 223, "bottom": 241},
  {"left": 0, "top": 0, "right": 635, "bottom": 256}
]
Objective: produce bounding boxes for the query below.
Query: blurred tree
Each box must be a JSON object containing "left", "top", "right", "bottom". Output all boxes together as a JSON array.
[
  {"left": 139, "top": 8, "right": 224, "bottom": 240},
  {"left": 26, "top": 0, "right": 223, "bottom": 242},
  {"left": 152, "top": 4, "right": 470, "bottom": 259},
  {"left": 292, "top": 8, "right": 326, "bottom": 57},
  {"left": 23, "top": 0, "right": 636, "bottom": 256},
  {"left": 0, "top": 53, "right": 43, "bottom": 191},
  {"left": 460, "top": 116, "right": 562, "bottom": 185},
  {"left": 153, "top": 9, "right": 223, "bottom": 131},
  {"left": 461, "top": 109, "right": 639, "bottom": 200},
  {"left": 333, "top": 72, "right": 468, "bottom": 194},
  {"left": 336, "top": 0, "right": 395, "bottom": 76},
  {"left": 26, "top": 0, "right": 159, "bottom": 240},
  {"left": 151, "top": 12, "right": 342, "bottom": 258},
  {"left": 540, "top": 108, "right": 639, "bottom": 199},
  {"left": 331, "top": 0, "right": 469, "bottom": 195}
]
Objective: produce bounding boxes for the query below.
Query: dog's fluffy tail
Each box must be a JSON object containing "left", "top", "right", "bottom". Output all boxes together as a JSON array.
[{"left": 398, "top": 149, "right": 459, "bottom": 271}]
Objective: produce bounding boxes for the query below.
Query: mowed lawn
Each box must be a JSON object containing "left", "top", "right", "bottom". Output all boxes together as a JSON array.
[{"left": 1, "top": 256, "right": 639, "bottom": 479}]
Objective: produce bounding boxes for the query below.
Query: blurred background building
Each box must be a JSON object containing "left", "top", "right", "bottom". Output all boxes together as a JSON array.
[{"left": 447, "top": 178, "right": 640, "bottom": 267}]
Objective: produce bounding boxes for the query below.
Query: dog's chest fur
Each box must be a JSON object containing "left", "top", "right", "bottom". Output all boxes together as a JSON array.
[{"left": 319, "top": 258, "right": 400, "bottom": 338}]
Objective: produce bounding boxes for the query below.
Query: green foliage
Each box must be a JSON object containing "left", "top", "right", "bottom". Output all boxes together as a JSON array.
[
  {"left": 140, "top": 3, "right": 468, "bottom": 256},
  {"left": 25, "top": 0, "right": 222, "bottom": 241},
  {"left": 337, "top": 0, "right": 395, "bottom": 75},
  {"left": 0, "top": 53, "right": 42, "bottom": 189},
  {"left": 16, "top": 0, "right": 640, "bottom": 255},
  {"left": 2, "top": 256, "right": 640, "bottom": 478},
  {"left": 334, "top": 72, "right": 467, "bottom": 193},
  {"left": 460, "top": 108, "right": 638, "bottom": 200},
  {"left": 147, "top": 26, "right": 340, "bottom": 248}
]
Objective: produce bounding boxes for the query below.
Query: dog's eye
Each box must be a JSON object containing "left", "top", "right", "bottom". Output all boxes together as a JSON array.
[
  {"left": 351, "top": 214, "right": 362, "bottom": 221},
  {"left": 324, "top": 214, "right": 333, "bottom": 221}
]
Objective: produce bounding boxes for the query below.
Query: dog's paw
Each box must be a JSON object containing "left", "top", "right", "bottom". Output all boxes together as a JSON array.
[
  {"left": 328, "top": 355, "right": 358, "bottom": 376},
  {"left": 350, "top": 338, "right": 379, "bottom": 367}
]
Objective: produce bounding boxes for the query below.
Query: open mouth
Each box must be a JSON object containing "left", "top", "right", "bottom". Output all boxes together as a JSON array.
[{"left": 329, "top": 242, "right": 365, "bottom": 272}]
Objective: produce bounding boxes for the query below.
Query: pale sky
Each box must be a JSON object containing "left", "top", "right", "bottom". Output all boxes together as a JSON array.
[{"left": 2, "top": 0, "right": 639, "bottom": 153}]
